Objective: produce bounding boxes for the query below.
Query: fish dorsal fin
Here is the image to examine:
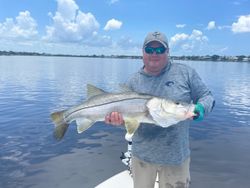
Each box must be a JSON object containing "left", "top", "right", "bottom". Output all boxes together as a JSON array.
[
  {"left": 119, "top": 83, "right": 133, "bottom": 92},
  {"left": 87, "top": 84, "right": 107, "bottom": 98}
]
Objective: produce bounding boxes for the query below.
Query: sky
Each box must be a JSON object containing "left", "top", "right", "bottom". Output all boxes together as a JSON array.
[{"left": 0, "top": 0, "right": 250, "bottom": 56}]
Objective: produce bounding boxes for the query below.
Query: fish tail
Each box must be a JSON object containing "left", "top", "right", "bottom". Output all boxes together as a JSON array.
[{"left": 50, "top": 110, "right": 69, "bottom": 140}]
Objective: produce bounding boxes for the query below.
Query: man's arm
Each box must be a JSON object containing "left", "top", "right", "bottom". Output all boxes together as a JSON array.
[{"left": 190, "top": 69, "right": 215, "bottom": 117}]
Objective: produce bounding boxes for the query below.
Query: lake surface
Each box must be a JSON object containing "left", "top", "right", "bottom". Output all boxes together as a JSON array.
[{"left": 0, "top": 56, "right": 249, "bottom": 188}]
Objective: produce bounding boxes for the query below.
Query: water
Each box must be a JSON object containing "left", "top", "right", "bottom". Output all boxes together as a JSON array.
[{"left": 0, "top": 56, "right": 249, "bottom": 188}]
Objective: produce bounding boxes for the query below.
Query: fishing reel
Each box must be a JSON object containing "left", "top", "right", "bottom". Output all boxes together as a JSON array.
[{"left": 120, "top": 134, "right": 133, "bottom": 175}]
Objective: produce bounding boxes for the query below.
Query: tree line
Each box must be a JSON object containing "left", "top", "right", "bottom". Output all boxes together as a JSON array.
[{"left": 0, "top": 51, "right": 249, "bottom": 62}]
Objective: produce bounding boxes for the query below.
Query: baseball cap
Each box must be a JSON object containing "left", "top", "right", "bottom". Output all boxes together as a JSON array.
[{"left": 143, "top": 31, "right": 169, "bottom": 49}]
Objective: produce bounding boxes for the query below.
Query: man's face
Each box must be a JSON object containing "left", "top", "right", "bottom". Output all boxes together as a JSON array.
[{"left": 142, "top": 41, "right": 169, "bottom": 75}]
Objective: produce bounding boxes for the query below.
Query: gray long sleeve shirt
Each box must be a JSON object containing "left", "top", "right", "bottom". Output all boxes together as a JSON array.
[{"left": 127, "top": 61, "right": 215, "bottom": 165}]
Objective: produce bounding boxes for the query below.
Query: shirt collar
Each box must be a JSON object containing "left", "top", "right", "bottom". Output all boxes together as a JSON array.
[{"left": 140, "top": 60, "right": 172, "bottom": 77}]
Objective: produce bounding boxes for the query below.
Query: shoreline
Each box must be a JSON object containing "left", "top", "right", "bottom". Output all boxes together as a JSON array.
[{"left": 0, "top": 51, "right": 249, "bottom": 63}]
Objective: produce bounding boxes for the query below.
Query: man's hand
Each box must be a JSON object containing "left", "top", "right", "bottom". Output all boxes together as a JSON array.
[
  {"left": 105, "top": 112, "right": 124, "bottom": 126},
  {"left": 193, "top": 103, "right": 205, "bottom": 121}
]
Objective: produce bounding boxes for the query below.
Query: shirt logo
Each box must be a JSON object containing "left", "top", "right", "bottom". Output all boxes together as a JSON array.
[{"left": 165, "top": 81, "right": 174, "bottom": 87}]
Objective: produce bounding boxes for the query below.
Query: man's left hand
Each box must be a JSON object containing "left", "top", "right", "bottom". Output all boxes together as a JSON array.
[{"left": 193, "top": 103, "right": 205, "bottom": 121}]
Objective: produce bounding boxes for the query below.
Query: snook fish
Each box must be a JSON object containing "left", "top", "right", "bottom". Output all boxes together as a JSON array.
[{"left": 50, "top": 84, "right": 195, "bottom": 140}]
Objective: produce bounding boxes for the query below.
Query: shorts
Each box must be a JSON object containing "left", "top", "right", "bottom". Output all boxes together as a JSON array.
[{"left": 132, "top": 156, "right": 191, "bottom": 188}]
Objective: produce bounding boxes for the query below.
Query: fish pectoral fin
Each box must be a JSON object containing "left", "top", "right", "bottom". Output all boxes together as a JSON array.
[
  {"left": 76, "top": 118, "right": 94, "bottom": 133},
  {"left": 124, "top": 118, "right": 140, "bottom": 135}
]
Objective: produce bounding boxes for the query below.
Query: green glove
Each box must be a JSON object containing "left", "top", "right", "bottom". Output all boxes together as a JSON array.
[{"left": 193, "top": 103, "right": 205, "bottom": 121}]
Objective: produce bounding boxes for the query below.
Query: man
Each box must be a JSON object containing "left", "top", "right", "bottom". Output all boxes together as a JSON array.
[{"left": 105, "top": 31, "right": 215, "bottom": 188}]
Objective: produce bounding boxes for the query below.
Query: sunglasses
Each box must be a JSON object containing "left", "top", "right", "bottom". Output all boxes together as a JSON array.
[{"left": 144, "top": 46, "right": 166, "bottom": 54}]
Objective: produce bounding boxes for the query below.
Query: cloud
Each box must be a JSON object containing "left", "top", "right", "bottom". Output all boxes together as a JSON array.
[
  {"left": 207, "top": 21, "right": 216, "bottom": 30},
  {"left": 232, "top": 14, "right": 250, "bottom": 33},
  {"left": 0, "top": 11, "right": 38, "bottom": 39},
  {"left": 219, "top": 47, "right": 229, "bottom": 53},
  {"left": 231, "top": 1, "right": 247, "bottom": 6},
  {"left": 170, "top": 29, "right": 208, "bottom": 53},
  {"left": 176, "top": 24, "right": 186, "bottom": 28},
  {"left": 190, "top": 30, "right": 208, "bottom": 41},
  {"left": 43, "top": 0, "right": 99, "bottom": 42},
  {"left": 170, "top": 33, "right": 189, "bottom": 44},
  {"left": 116, "top": 36, "right": 140, "bottom": 49},
  {"left": 85, "top": 31, "right": 113, "bottom": 47},
  {"left": 108, "top": 0, "right": 119, "bottom": 4},
  {"left": 104, "top": 19, "right": 122, "bottom": 31},
  {"left": 218, "top": 25, "right": 231, "bottom": 30}
]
